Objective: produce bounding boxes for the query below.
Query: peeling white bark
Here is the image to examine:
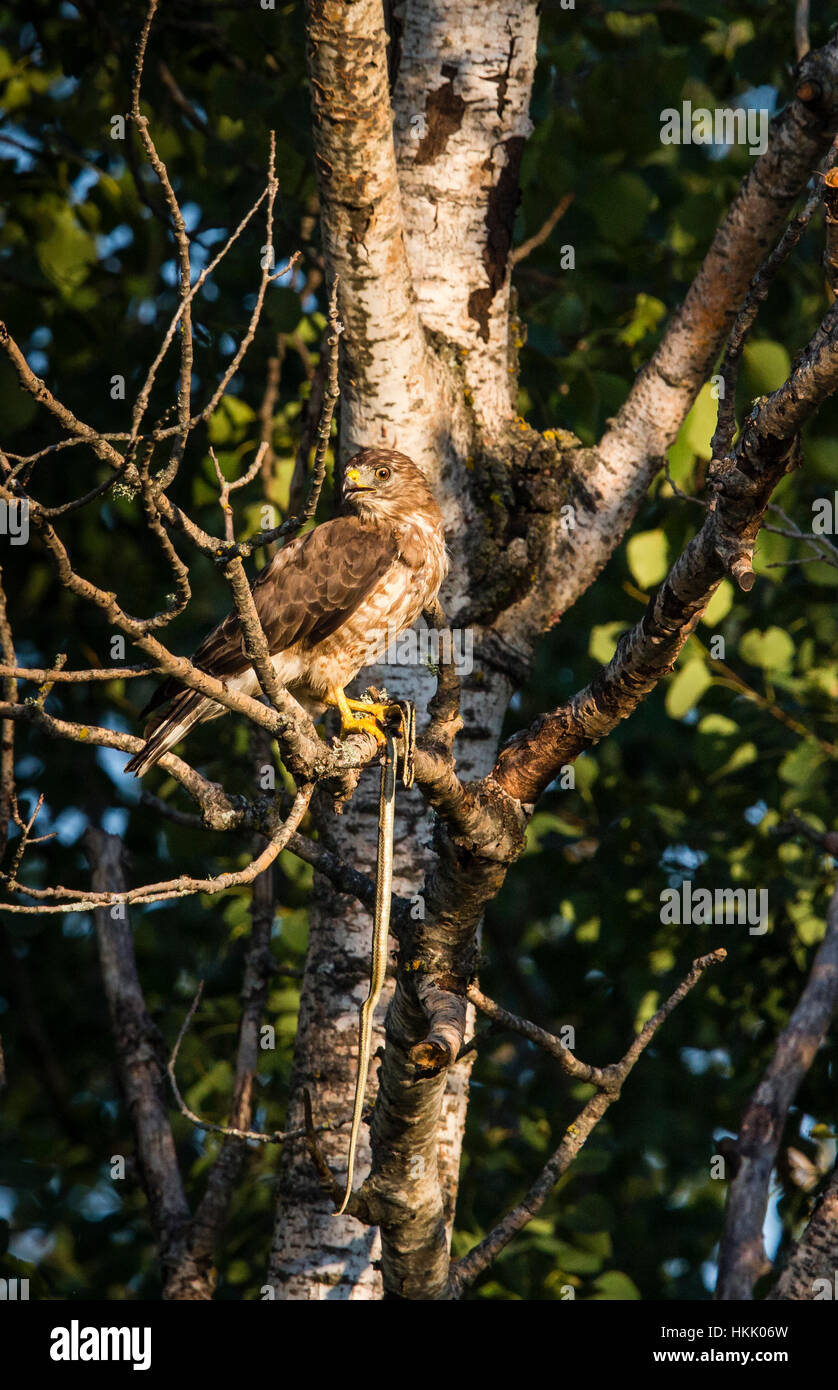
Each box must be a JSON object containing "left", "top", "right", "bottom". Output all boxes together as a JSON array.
[
  {"left": 306, "top": 0, "right": 453, "bottom": 476},
  {"left": 272, "top": 0, "right": 534, "bottom": 1301},
  {"left": 394, "top": 0, "right": 539, "bottom": 435}
]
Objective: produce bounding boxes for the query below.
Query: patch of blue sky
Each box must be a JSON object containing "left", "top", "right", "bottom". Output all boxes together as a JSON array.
[
  {"left": 96, "top": 716, "right": 142, "bottom": 800},
  {"left": 54, "top": 806, "right": 88, "bottom": 845},
  {"left": 680, "top": 1046, "right": 732, "bottom": 1077},
  {"left": 69, "top": 165, "right": 100, "bottom": 206},
  {"left": 9, "top": 1227, "right": 56, "bottom": 1264},
  {"left": 49, "top": 74, "right": 80, "bottom": 101},
  {"left": 76, "top": 1182, "right": 122, "bottom": 1221},
  {"left": 708, "top": 85, "right": 778, "bottom": 162},
  {"left": 96, "top": 223, "right": 134, "bottom": 258},
  {"left": 660, "top": 842, "right": 708, "bottom": 878},
  {"left": 101, "top": 807, "right": 129, "bottom": 837},
  {"left": 61, "top": 913, "right": 92, "bottom": 939},
  {"left": 197, "top": 226, "right": 233, "bottom": 248},
  {"left": 0, "top": 125, "right": 39, "bottom": 172}
]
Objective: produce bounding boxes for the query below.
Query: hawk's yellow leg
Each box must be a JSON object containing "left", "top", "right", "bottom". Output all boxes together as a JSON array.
[{"left": 326, "top": 686, "right": 388, "bottom": 746}]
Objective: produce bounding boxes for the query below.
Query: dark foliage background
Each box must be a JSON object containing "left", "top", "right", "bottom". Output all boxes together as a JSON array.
[{"left": 1, "top": 0, "right": 836, "bottom": 1299}]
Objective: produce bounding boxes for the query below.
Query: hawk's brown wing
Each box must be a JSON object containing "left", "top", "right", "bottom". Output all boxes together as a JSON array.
[{"left": 142, "top": 516, "right": 397, "bottom": 717}]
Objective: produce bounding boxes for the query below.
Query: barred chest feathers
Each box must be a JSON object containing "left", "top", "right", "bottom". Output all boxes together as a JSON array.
[
  {"left": 348, "top": 511, "right": 448, "bottom": 667},
  {"left": 284, "top": 508, "right": 448, "bottom": 704}
]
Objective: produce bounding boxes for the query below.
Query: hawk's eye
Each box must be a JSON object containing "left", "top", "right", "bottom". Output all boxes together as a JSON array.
[{"left": 375, "top": 466, "right": 391, "bottom": 481}]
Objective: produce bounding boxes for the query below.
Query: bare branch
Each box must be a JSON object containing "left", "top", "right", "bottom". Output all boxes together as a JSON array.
[
  {"left": 449, "top": 950, "right": 727, "bottom": 1297},
  {"left": 796, "top": 0, "right": 811, "bottom": 63},
  {"left": 711, "top": 134, "right": 838, "bottom": 464},
  {"left": 598, "top": 33, "right": 838, "bottom": 489},
  {"left": 509, "top": 193, "right": 574, "bottom": 266},
  {"left": 822, "top": 167, "right": 838, "bottom": 295},
  {"left": 1, "top": 784, "right": 313, "bottom": 913},
  {"left": 467, "top": 983, "right": 611, "bottom": 1086},
  {"left": 167, "top": 987, "right": 352, "bottom": 1150},
  {"left": 130, "top": 0, "right": 193, "bottom": 478},
  {"left": 497, "top": 33, "right": 838, "bottom": 658},
  {"left": 210, "top": 443, "right": 267, "bottom": 543},
  {"left": 283, "top": 276, "right": 342, "bottom": 534},
  {"left": 0, "top": 570, "right": 17, "bottom": 861},
  {"left": 132, "top": 189, "right": 272, "bottom": 446}
]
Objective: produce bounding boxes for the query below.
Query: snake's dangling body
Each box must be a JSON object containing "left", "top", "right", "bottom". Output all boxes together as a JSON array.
[{"left": 337, "top": 705, "right": 414, "bottom": 1217}]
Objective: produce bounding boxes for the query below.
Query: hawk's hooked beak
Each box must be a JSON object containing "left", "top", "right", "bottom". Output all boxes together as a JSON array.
[{"left": 343, "top": 467, "right": 373, "bottom": 496}]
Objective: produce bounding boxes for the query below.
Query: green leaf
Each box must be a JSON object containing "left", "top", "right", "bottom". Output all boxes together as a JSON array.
[
  {"left": 634, "top": 989, "right": 659, "bottom": 1032},
  {"left": 708, "top": 741, "right": 758, "bottom": 781},
  {"left": 208, "top": 395, "right": 256, "bottom": 446},
  {"left": 697, "top": 714, "right": 738, "bottom": 737},
  {"left": 701, "top": 579, "right": 733, "bottom": 626},
  {"left": 670, "top": 382, "right": 717, "bottom": 463},
  {"left": 475, "top": 1282, "right": 522, "bottom": 1300},
  {"left": 589, "top": 622, "right": 628, "bottom": 664},
  {"left": 36, "top": 206, "right": 95, "bottom": 297},
  {"left": 739, "top": 626, "right": 794, "bottom": 672},
  {"left": 217, "top": 115, "right": 245, "bottom": 141},
  {"left": 552, "top": 1240, "right": 604, "bottom": 1275},
  {"left": 590, "top": 1270, "right": 642, "bottom": 1300},
  {"left": 524, "top": 813, "right": 575, "bottom": 856},
  {"left": 666, "top": 657, "right": 711, "bottom": 718},
  {"left": 617, "top": 292, "right": 666, "bottom": 348},
  {"left": 743, "top": 339, "right": 791, "bottom": 395},
  {"left": 586, "top": 172, "right": 655, "bottom": 245},
  {"left": 779, "top": 739, "right": 825, "bottom": 790},
  {"left": 626, "top": 528, "right": 669, "bottom": 588},
  {"left": 793, "top": 913, "right": 825, "bottom": 946}
]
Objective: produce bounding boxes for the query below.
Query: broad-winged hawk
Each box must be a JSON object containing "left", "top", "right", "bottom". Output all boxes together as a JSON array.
[{"left": 124, "top": 448, "right": 447, "bottom": 776}]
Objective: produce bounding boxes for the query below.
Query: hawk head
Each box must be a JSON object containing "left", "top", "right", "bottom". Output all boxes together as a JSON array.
[{"left": 341, "top": 448, "right": 440, "bottom": 527}]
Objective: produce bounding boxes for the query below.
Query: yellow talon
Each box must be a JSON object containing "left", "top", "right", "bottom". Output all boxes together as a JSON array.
[
  {"left": 343, "top": 697, "right": 390, "bottom": 721},
  {"left": 345, "top": 714, "right": 387, "bottom": 746},
  {"left": 327, "top": 687, "right": 389, "bottom": 746}
]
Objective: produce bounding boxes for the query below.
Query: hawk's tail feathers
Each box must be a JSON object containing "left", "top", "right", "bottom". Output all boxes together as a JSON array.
[{"left": 124, "top": 691, "right": 208, "bottom": 778}]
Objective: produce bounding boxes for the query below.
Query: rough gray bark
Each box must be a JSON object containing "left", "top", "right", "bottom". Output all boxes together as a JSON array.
[
  {"left": 86, "top": 812, "right": 282, "bottom": 1299},
  {"left": 716, "top": 885, "right": 838, "bottom": 1300},
  {"left": 769, "top": 1163, "right": 838, "bottom": 1300},
  {"left": 85, "top": 829, "right": 210, "bottom": 1299}
]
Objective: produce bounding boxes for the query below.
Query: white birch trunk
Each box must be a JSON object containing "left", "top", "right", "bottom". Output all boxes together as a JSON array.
[{"left": 269, "top": 0, "right": 530, "bottom": 1298}]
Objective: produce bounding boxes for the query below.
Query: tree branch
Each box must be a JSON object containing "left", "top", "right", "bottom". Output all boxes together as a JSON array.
[
  {"left": 84, "top": 828, "right": 207, "bottom": 1298},
  {"left": 494, "top": 31, "right": 838, "bottom": 655},
  {"left": 449, "top": 949, "right": 726, "bottom": 1297},
  {"left": 716, "top": 883, "right": 838, "bottom": 1300},
  {"left": 494, "top": 296, "right": 838, "bottom": 804}
]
